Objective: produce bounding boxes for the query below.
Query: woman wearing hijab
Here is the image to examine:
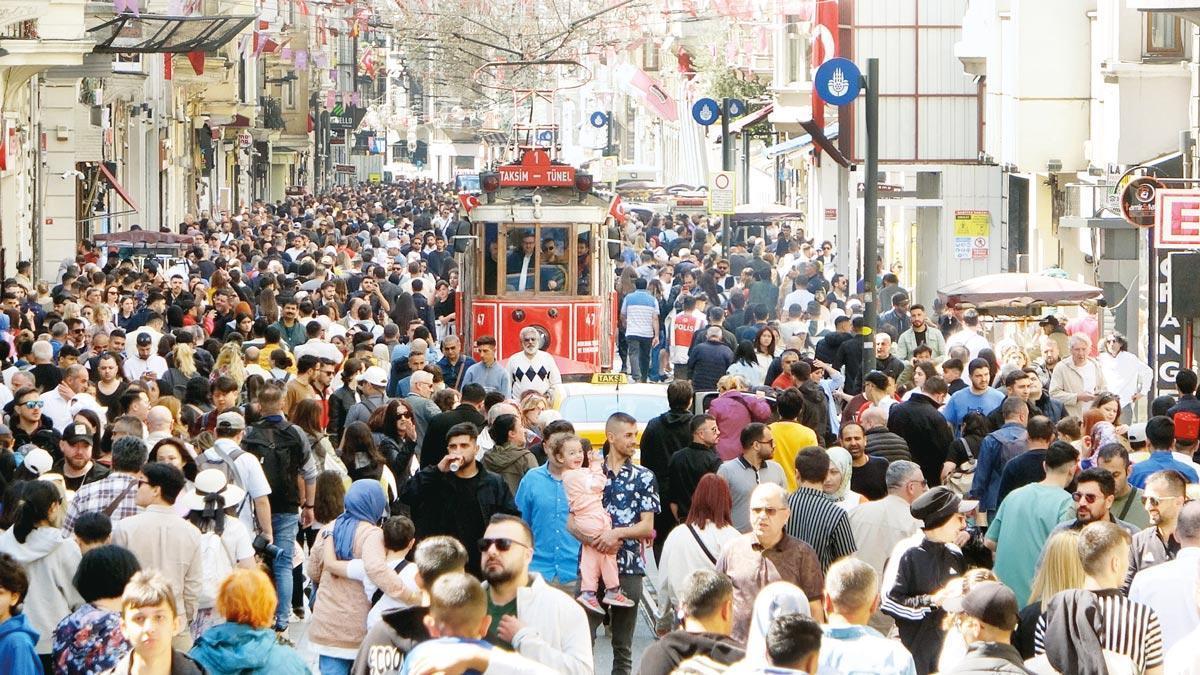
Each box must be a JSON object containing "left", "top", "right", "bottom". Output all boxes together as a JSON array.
[
  {"left": 306, "top": 480, "right": 419, "bottom": 675},
  {"left": 738, "top": 582, "right": 812, "bottom": 669},
  {"left": 823, "top": 447, "right": 865, "bottom": 511}
]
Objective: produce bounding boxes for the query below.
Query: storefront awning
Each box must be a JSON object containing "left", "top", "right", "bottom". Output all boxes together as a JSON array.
[
  {"left": 98, "top": 163, "right": 138, "bottom": 212},
  {"left": 89, "top": 14, "right": 256, "bottom": 54},
  {"left": 729, "top": 104, "right": 773, "bottom": 134},
  {"left": 763, "top": 122, "right": 840, "bottom": 160}
]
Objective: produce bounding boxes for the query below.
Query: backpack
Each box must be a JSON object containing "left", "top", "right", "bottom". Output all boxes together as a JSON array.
[
  {"left": 241, "top": 417, "right": 306, "bottom": 510},
  {"left": 196, "top": 443, "right": 251, "bottom": 521},
  {"left": 198, "top": 531, "right": 235, "bottom": 605}
]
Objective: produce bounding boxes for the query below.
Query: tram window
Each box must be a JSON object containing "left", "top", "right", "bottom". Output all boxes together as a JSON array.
[
  {"left": 506, "top": 228, "right": 537, "bottom": 292},
  {"left": 575, "top": 224, "right": 592, "bottom": 296},
  {"left": 538, "top": 226, "right": 569, "bottom": 293},
  {"left": 483, "top": 223, "right": 500, "bottom": 295}
]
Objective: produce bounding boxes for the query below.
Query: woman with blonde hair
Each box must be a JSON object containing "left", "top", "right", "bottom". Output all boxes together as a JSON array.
[
  {"left": 1015, "top": 529, "right": 1085, "bottom": 659},
  {"left": 937, "top": 567, "right": 1000, "bottom": 672},
  {"left": 161, "top": 341, "right": 199, "bottom": 400},
  {"left": 211, "top": 340, "right": 247, "bottom": 389}
]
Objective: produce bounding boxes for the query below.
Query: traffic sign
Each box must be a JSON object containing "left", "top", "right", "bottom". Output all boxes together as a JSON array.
[
  {"left": 726, "top": 98, "right": 746, "bottom": 117},
  {"left": 1121, "top": 177, "right": 1161, "bottom": 228},
  {"left": 596, "top": 155, "right": 618, "bottom": 184},
  {"left": 692, "top": 98, "right": 720, "bottom": 126},
  {"left": 1155, "top": 189, "right": 1200, "bottom": 249},
  {"left": 589, "top": 111, "right": 608, "bottom": 128},
  {"left": 708, "top": 171, "right": 736, "bottom": 215},
  {"left": 814, "top": 57, "right": 862, "bottom": 106}
]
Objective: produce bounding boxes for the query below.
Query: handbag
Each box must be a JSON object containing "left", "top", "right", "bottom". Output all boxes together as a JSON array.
[{"left": 944, "top": 438, "right": 976, "bottom": 497}]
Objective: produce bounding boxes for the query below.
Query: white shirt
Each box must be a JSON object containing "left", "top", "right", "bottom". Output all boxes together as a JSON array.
[
  {"left": 40, "top": 390, "right": 104, "bottom": 434},
  {"left": 201, "top": 439, "right": 273, "bottom": 534},
  {"left": 123, "top": 354, "right": 168, "bottom": 381},
  {"left": 1129, "top": 547, "right": 1200, "bottom": 651},
  {"left": 945, "top": 328, "right": 990, "bottom": 361},
  {"left": 783, "top": 288, "right": 815, "bottom": 313},
  {"left": 1100, "top": 351, "right": 1154, "bottom": 408},
  {"left": 656, "top": 522, "right": 742, "bottom": 608},
  {"left": 347, "top": 557, "right": 419, "bottom": 629},
  {"left": 124, "top": 327, "right": 163, "bottom": 360},
  {"left": 1166, "top": 626, "right": 1200, "bottom": 675}
]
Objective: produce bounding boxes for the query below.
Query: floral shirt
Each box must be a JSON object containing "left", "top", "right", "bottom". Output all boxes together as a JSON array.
[
  {"left": 602, "top": 458, "right": 661, "bottom": 576},
  {"left": 52, "top": 603, "right": 129, "bottom": 675}
]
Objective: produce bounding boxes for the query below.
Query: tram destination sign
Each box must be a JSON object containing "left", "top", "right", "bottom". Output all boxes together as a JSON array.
[{"left": 498, "top": 164, "right": 576, "bottom": 187}]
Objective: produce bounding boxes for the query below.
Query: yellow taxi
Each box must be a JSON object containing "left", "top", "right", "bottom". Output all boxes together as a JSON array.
[{"left": 556, "top": 373, "right": 669, "bottom": 452}]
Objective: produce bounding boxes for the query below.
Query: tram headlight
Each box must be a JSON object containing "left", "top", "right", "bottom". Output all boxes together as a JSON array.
[
  {"left": 575, "top": 172, "right": 593, "bottom": 198},
  {"left": 481, "top": 171, "right": 500, "bottom": 203}
]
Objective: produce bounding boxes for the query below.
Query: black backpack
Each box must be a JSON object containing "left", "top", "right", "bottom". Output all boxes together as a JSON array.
[{"left": 241, "top": 417, "right": 306, "bottom": 510}]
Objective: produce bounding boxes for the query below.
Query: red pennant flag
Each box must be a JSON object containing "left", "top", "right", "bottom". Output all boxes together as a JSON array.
[
  {"left": 164, "top": 54, "right": 173, "bottom": 80},
  {"left": 608, "top": 194, "right": 626, "bottom": 225},
  {"left": 458, "top": 193, "right": 480, "bottom": 214},
  {"left": 187, "top": 51, "right": 204, "bottom": 75}
]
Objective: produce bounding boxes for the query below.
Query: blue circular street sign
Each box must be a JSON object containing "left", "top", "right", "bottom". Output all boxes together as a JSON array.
[
  {"left": 726, "top": 98, "right": 746, "bottom": 117},
  {"left": 814, "top": 57, "right": 862, "bottom": 106},
  {"left": 692, "top": 98, "right": 720, "bottom": 126},
  {"left": 589, "top": 111, "right": 608, "bottom": 128}
]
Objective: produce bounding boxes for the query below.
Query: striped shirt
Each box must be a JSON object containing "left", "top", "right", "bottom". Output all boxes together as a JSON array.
[
  {"left": 1034, "top": 588, "right": 1164, "bottom": 672},
  {"left": 621, "top": 289, "right": 659, "bottom": 338},
  {"left": 784, "top": 486, "right": 857, "bottom": 571}
]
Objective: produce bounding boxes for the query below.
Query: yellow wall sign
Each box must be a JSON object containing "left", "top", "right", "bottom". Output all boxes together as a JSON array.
[{"left": 953, "top": 210, "right": 990, "bottom": 238}]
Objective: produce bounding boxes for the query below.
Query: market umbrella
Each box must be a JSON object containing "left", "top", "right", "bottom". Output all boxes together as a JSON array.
[
  {"left": 94, "top": 230, "right": 193, "bottom": 246},
  {"left": 938, "top": 273, "right": 1102, "bottom": 309}
]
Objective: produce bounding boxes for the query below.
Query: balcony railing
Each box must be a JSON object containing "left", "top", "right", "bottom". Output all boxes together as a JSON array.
[
  {"left": 261, "top": 95, "right": 285, "bottom": 129},
  {"left": 0, "top": 20, "right": 38, "bottom": 39}
]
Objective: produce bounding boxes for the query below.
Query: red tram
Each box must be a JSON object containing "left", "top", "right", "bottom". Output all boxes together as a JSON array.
[{"left": 453, "top": 146, "right": 619, "bottom": 373}]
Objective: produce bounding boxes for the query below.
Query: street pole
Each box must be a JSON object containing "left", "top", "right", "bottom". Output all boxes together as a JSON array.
[
  {"left": 605, "top": 110, "right": 614, "bottom": 156},
  {"left": 722, "top": 98, "right": 734, "bottom": 254},
  {"left": 741, "top": 127, "right": 750, "bottom": 205},
  {"left": 862, "top": 58, "right": 879, "bottom": 380}
]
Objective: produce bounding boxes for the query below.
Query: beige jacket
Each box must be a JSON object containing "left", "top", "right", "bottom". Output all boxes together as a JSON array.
[
  {"left": 1048, "top": 357, "right": 1107, "bottom": 419},
  {"left": 111, "top": 504, "right": 203, "bottom": 648}
]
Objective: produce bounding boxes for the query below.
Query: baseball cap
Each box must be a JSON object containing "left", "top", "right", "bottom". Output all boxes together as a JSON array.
[
  {"left": 1127, "top": 422, "right": 1148, "bottom": 444},
  {"left": 362, "top": 366, "right": 389, "bottom": 388},
  {"left": 1038, "top": 315, "right": 1060, "bottom": 328},
  {"left": 22, "top": 447, "right": 53, "bottom": 477},
  {"left": 136, "top": 333, "right": 152, "bottom": 346},
  {"left": 216, "top": 411, "right": 246, "bottom": 431},
  {"left": 910, "top": 486, "right": 977, "bottom": 529},
  {"left": 942, "top": 581, "right": 1019, "bottom": 631},
  {"left": 62, "top": 423, "right": 94, "bottom": 445}
]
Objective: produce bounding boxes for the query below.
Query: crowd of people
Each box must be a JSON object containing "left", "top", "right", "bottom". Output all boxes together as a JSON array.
[{"left": 0, "top": 174, "right": 1191, "bottom": 675}]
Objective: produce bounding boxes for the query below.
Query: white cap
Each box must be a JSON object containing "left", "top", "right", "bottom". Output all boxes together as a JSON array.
[
  {"left": 362, "top": 366, "right": 389, "bottom": 388},
  {"left": 23, "top": 447, "right": 53, "bottom": 477}
]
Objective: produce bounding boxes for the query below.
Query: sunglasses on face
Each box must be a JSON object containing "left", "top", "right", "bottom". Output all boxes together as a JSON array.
[
  {"left": 1142, "top": 495, "right": 1179, "bottom": 508},
  {"left": 21, "top": 400, "right": 44, "bottom": 409},
  {"left": 750, "top": 506, "right": 782, "bottom": 517},
  {"left": 478, "top": 537, "right": 529, "bottom": 553},
  {"left": 1072, "top": 492, "right": 1100, "bottom": 504}
]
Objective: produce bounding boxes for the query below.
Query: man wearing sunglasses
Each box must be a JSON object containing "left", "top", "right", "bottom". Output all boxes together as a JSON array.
[
  {"left": 1048, "top": 467, "right": 1140, "bottom": 536},
  {"left": 1125, "top": 470, "right": 1189, "bottom": 594},
  {"left": 9, "top": 386, "right": 60, "bottom": 454},
  {"left": 477, "top": 515, "right": 592, "bottom": 674}
]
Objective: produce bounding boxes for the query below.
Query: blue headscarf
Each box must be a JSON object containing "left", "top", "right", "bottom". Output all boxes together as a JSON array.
[{"left": 331, "top": 479, "right": 387, "bottom": 561}]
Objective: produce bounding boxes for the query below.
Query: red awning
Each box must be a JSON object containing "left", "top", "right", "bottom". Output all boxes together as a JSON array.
[
  {"left": 729, "top": 104, "right": 773, "bottom": 134},
  {"left": 98, "top": 163, "right": 139, "bottom": 212}
]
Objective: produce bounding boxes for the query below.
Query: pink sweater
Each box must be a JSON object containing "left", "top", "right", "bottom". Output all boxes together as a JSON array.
[{"left": 306, "top": 521, "right": 407, "bottom": 650}]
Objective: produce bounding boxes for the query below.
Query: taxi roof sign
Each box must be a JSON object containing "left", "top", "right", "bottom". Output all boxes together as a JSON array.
[{"left": 591, "top": 373, "right": 628, "bottom": 385}]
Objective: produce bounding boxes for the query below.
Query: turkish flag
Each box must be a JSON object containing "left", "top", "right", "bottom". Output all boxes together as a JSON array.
[
  {"left": 609, "top": 194, "right": 627, "bottom": 225},
  {"left": 458, "top": 193, "right": 480, "bottom": 214},
  {"left": 187, "top": 51, "right": 204, "bottom": 76}
]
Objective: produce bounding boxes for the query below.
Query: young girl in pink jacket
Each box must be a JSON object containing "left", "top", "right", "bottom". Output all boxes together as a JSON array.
[{"left": 560, "top": 436, "right": 637, "bottom": 614}]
